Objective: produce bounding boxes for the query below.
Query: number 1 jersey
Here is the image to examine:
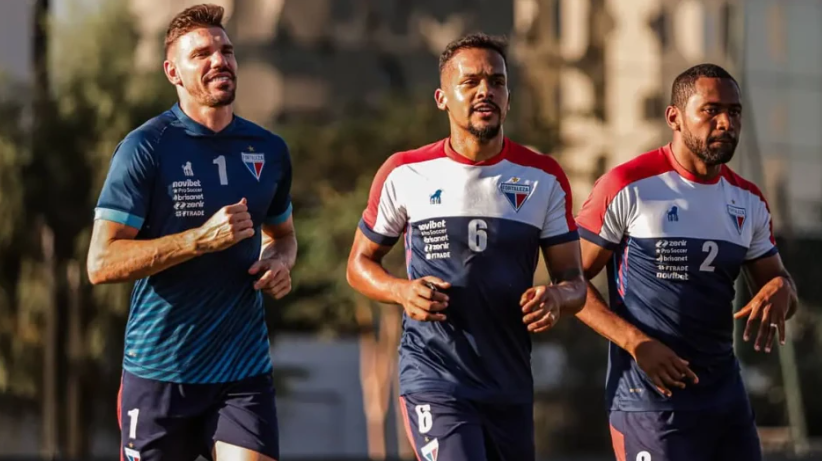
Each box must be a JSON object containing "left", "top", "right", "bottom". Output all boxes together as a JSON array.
[
  {"left": 359, "top": 138, "right": 578, "bottom": 404},
  {"left": 94, "top": 103, "right": 292, "bottom": 384},
  {"left": 576, "top": 144, "right": 777, "bottom": 411}
]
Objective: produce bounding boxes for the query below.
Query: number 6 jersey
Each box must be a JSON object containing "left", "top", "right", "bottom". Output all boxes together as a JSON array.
[
  {"left": 575, "top": 144, "right": 778, "bottom": 412},
  {"left": 359, "top": 138, "right": 578, "bottom": 403}
]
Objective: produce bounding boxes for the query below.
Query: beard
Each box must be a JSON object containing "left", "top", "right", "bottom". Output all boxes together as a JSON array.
[
  {"left": 187, "top": 72, "right": 236, "bottom": 107},
  {"left": 682, "top": 128, "right": 737, "bottom": 167},
  {"left": 468, "top": 121, "right": 501, "bottom": 144}
]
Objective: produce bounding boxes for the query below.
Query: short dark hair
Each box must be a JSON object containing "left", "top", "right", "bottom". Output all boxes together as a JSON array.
[
  {"left": 165, "top": 4, "right": 226, "bottom": 56},
  {"left": 670, "top": 63, "right": 739, "bottom": 108},
  {"left": 438, "top": 32, "right": 509, "bottom": 76}
]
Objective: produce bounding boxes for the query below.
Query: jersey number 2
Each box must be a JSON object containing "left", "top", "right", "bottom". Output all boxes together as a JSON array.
[
  {"left": 213, "top": 155, "right": 229, "bottom": 185},
  {"left": 700, "top": 241, "right": 718, "bottom": 272},
  {"left": 468, "top": 219, "right": 487, "bottom": 252}
]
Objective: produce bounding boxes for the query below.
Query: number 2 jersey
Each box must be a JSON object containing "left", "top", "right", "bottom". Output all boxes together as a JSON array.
[
  {"left": 94, "top": 103, "right": 293, "bottom": 384},
  {"left": 359, "top": 138, "right": 578, "bottom": 404},
  {"left": 576, "top": 144, "right": 777, "bottom": 411}
]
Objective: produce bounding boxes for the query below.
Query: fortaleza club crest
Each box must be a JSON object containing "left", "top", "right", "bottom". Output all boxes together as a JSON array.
[
  {"left": 123, "top": 447, "right": 141, "bottom": 461},
  {"left": 499, "top": 176, "right": 532, "bottom": 212},
  {"left": 241, "top": 151, "right": 265, "bottom": 181},
  {"left": 727, "top": 204, "right": 746, "bottom": 234}
]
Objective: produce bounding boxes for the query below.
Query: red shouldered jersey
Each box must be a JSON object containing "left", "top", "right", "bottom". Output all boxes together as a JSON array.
[
  {"left": 576, "top": 144, "right": 777, "bottom": 411},
  {"left": 359, "top": 138, "right": 577, "bottom": 403}
]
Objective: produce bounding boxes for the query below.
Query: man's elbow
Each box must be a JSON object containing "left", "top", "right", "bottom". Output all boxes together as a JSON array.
[
  {"left": 86, "top": 253, "right": 113, "bottom": 285},
  {"left": 345, "top": 258, "right": 358, "bottom": 289}
]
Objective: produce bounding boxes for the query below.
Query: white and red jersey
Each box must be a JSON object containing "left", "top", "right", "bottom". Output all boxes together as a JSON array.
[
  {"left": 359, "top": 138, "right": 577, "bottom": 403},
  {"left": 576, "top": 144, "right": 777, "bottom": 412}
]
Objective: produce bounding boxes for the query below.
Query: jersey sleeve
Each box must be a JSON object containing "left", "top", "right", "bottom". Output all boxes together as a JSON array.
[
  {"left": 745, "top": 193, "right": 777, "bottom": 261},
  {"left": 265, "top": 141, "right": 293, "bottom": 225},
  {"left": 94, "top": 134, "right": 157, "bottom": 230},
  {"left": 575, "top": 172, "right": 631, "bottom": 251},
  {"left": 358, "top": 154, "right": 407, "bottom": 246},
  {"left": 540, "top": 165, "right": 579, "bottom": 246}
]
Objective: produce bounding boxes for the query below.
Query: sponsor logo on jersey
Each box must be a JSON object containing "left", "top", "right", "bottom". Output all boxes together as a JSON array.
[
  {"left": 667, "top": 205, "right": 679, "bottom": 222},
  {"left": 241, "top": 152, "right": 265, "bottom": 181},
  {"left": 430, "top": 189, "right": 443, "bottom": 204},
  {"left": 124, "top": 447, "right": 141, "bottom": 461},
  {"left": 499, "top": 177, "right": 531, "bottom": 212},
  {"left": 727, "top": 204, "right": 746, "bottom": 234},
  {"left": 182, "top": 161, "right": 194, "bottom": 177},
  {"left": 420, "top": 438, "right": 439, "bottom": 461}
]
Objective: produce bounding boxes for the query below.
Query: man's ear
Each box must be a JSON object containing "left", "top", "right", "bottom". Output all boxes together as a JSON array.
[
  {"left": 164, "top": 59, "right": 181, "bottom": 86},
  {"left": 434, "top": 88, "right": 448, "bottom": 111},
  {"left": 665, "top": 105, "right": 681, "bottom": 132}
]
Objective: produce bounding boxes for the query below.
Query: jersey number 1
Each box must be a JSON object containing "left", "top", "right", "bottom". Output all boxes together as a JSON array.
[{"left": 213, "top": 155, "right": 228, "bottom": 185}]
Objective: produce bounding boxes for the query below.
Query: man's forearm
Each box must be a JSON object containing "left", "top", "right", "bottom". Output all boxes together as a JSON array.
[
  {"left": 88, "top": 229, "right": 202, "bottom": 284},
  {"left": 346, "top": 255, "right": 405, "bottom": 305},
  {"left": 575, "top": 281, "right": 650, "bottom": 355},
  {"left": 260, "top": 232, "right": 298, "bottom": 269}
]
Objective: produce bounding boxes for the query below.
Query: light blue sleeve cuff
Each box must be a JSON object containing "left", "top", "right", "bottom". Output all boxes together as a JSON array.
[
  {"left": 264, "top": 202, "right": 293, "bottom": 225},
  {"left": 94, "top": 207, "right": 145, "bottom": 229}
]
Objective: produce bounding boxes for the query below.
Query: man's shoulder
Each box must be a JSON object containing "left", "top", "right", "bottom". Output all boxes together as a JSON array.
[
  {"left": 119, "top": 110, "right": 178, "bottom": 155},
  {"left": 232, "top": 115, "right": 289, "bottom": 153},
  {"left": 719, "top": 165, "right": 767, "bottom": 203},
  {"left": 504, "top": 140, "right": 568, "bottom": 180},
  {"left": 379, "top": 139, "right": 448, "bottom": 175},
  {"left": 594, "top": 146, "right": 673, "bottom": 197}
]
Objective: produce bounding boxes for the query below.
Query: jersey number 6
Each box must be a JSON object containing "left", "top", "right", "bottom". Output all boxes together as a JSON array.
[{"left": 468, "top": 219, "right": 488, "bottom": 253}]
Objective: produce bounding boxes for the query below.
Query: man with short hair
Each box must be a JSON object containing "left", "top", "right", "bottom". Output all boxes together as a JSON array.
[
  {"left": 575, "top": 63, "right": 798, "bottom": 461},
  {"left": 87, "top": 4, "right": 294, "bottom": 461},
  {"left": 346, "top": 32, "right": 586, "bottom": 461}
]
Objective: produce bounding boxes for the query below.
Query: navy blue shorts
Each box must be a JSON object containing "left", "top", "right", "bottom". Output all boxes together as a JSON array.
[
  {"left": 117, "top": 370, "right": 279, "bottom": 461},
  {"left": 609, "top": 400, "right": 762, "bottom": 461},
  {"left": 400, "top": 392, "right": 534, "bottom": 461}
]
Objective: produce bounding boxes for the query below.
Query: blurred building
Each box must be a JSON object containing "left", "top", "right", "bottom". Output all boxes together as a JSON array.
[
  {"left": 513, "top": 0, "right": 822, "bottom": 236},
  {"left": 0, "top": 1, "right": 33, "bottom": 89},
  {"left": 130, "top": 0, "right": 515, "bottom": 124}
]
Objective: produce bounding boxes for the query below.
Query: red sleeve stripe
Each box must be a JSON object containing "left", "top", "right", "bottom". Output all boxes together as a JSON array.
[
  {"left": 362, "top": 140, "right": 446, "bottom": 229},
  {"left": 576, "top": 148, "right": 673, "bottom": 235},
  {"left": 505, "top": 142, "right": 576, "bottom": 232}
]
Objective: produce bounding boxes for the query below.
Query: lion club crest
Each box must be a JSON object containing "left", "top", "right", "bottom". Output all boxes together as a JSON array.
[
  {"left": 727, "top": 204, "right": 746, "bottom": 234},
  {"left": 499, "top": 177, "right": 532, "bottom": 212},
  {"left": 241, "top": 152, "right": 265, "bottom": 181}
]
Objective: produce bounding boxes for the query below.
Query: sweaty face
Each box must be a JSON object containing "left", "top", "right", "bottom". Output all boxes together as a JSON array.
[
  {"left": 439, "top": 48, "right": 509, "bottom": 143},
  {"left": 680, "top": 77, "right": 742, "bottom": 166},
  {"left": 170, "top": 27, "right": 237, "bottom": 107}
]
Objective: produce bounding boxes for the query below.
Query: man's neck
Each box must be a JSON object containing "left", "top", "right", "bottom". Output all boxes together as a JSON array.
[
  {"left": 179, "top": 98, "right": 233, "bottom": 133},
  {"left": 449, "top": 128, "right": 504, "bottom": 163},
  {"left": 671, "top": 137, "right": 722, "bottom": 181}
]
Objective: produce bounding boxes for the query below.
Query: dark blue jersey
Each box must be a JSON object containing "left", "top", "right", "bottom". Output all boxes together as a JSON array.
[
  {"left": 95, "top": 103, "right": 292, "bottom": 384},
  {"left": 359, "top": 139, "right": 577, "bottom": 403},
  {"left": 576, "top": 145, "right": 777, "bottom": 411}
]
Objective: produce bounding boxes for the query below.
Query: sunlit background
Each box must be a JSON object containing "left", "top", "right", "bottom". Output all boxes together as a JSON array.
[{"left": 0, "top": 0, "right": 820, "bottom": 460}]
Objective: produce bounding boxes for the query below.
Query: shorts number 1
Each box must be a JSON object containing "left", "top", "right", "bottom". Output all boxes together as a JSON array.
[{"left": 127, "top": 408, "right": 139, "bottom": 439}]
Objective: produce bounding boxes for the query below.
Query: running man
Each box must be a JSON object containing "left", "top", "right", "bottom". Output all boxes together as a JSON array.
[
  {"left": 346, "top": 33, "right": 586, "bottom": 461},
  {"left": 87, "top": 5, "right": 295, "bottom": 461},
  {"left": 575, "top": 63, "right": 798, "bottom": 461}
]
